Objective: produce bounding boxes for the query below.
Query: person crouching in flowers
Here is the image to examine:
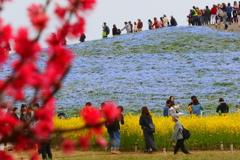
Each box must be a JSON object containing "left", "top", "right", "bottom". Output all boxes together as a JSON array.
[
  {"left": 139, "top": 106, "right": 157, "bottom": 153},
  {"left": 170, "top": 114, "right": 190, "bottom": 155},
  {"left": 105, "top": 106, "right": 124, "bottom": 154}
]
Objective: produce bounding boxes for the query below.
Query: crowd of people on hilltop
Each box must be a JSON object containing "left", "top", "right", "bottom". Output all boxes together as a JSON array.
[
  {"left": 102, "top": 15, "right": 178, "bottom": 38},
  {"left": 187, "top": 1, "right": 240, "bottom": 31}
]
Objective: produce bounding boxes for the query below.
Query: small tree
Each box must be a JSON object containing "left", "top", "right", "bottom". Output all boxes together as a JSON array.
[{"left": 0, "top": 0, "right": 120, "bottom": 159}]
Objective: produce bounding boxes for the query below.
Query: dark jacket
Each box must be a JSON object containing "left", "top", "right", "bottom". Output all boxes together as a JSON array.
[
  {"left": 12, "top": 113, "right": 19, "bottom": 120},
  {"left": 216, "top": 103, "right": 229, "bottom": 113},
  {"left": 163, "top": 105, "right": 169, "bottom": 117},
  {"left": 79, "top": 34, "right": 86, "bottom": 42},
  {"left": 129, "top": 23, "right": 133, "bottom": 33},
  {"left": 139, "top": 115, "right": 152, "bottom": 129},
  {"left": 205, "top": 9, "right": 211, "bottom": 17},
  {"left": 112, "top": 27, "right": 118, "bottom": 36},
  {"left": 106, "top": 114, "right": 124, "bottom": 132},
  {"left": 170, "top": 17, "right": 177, "bottom": 26}
]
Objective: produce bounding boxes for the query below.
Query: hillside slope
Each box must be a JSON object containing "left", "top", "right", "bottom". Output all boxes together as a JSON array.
[{"left": 1, "top": 26, "right": 240, "bottom": 116}]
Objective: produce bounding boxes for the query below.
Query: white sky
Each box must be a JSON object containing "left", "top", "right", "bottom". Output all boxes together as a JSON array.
[{"left": 2, "top": 0, "right": 223, "bottom": 49}]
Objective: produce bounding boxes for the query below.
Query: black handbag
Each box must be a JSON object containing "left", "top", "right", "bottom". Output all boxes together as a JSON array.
[{"left": 146, "top": 118, "right": 155, "bottom": 133}]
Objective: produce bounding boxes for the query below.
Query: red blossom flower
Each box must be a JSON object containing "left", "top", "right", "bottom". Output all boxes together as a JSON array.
[
  {"left": 67, "top": 0, "right": 96, "bottom": 10},
  {"left": 14, "top": 28, "right": 41, "bottom": 61},
  {"left": 101, "top": 101, "right": 121, "bottom": 123},
  {"left": 0, "top": 112, "right": 18, "bottom": 137},
  {"left": 28, "top": 4, "right": 49, "bottom": 31},
  {"left": 14, "top": 91, "right": 24, "bottom": 101},
  {"left": 0, "top": 151, "right": 14, "bottom": 160},
  {"left": 33, "top": 121, "right": 54, "bottom": 138},
  {"left": 69, "top": 16, "right": 85, "bottom": 37},
  {"left": 41, "top": 46, "right": 73, "bottom": 87},
  {"left": 92, "top": 126, "right": 104, "bottom": 135},
  {"left": 96, "top": 136, "right": 107, "bottom": 147},
  {"left": 0, "top": 19, "right": 12, "bottom": 42},
  {"left": 55, "top": 3, "right": 67, "bottom": 19},
  {"left": 0, "top": 0, "right": 97, "bottom": 155},
  {"left": 46, "top": 33, "right": 60, "bottom": 47},
  {"left": 62, "top": 139, "right": 75, "bottom": 155},
  {"left": 78, "top": 136, "right": 90, "bottom": 150},
  {"left": 34, "top": 107, "right": 54, "bottom": 121},
  {"left": 14, "top": 135, "right": 36, "bottom": 151},
  {"left": 0, "top": 80, "right": 3, "bottom": 90},
  {"left": 80, "top": 0, "right": 96, "bottom": 10},
  {"left": 0, "top": 48, "right": 8, "bottom": 67},
  {"left": 80, "top": 106, "right": 103, "bottom": 126},
  {"left": 30, "top": 153, "right": 40, "bottom": 160}
]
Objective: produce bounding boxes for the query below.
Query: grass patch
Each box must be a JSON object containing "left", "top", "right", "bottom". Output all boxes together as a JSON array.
[{"left": 213, "top": 82, "right": 234, "bottom": 87}]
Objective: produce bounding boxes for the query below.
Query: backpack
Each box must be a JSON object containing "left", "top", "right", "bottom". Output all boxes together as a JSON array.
[
  {"left": 140, "top": 22, "right": 143, "bottom": 28},
  {"left": 106, "top": 26, "right": 110, "bottom": 35},
  {"left": 181, "top": 126, "right": 190, "bottom": 139},
  {"left": 156, "top": 21, "right": 160, "bottom": 28},
  {"left": 146, "top": 118, "right": 155, "bottom": 134}
]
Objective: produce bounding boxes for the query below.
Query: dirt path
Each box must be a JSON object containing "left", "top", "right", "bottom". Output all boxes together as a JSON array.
[{"left": 12, "top": 150, "right": 240, "bottom": 160}]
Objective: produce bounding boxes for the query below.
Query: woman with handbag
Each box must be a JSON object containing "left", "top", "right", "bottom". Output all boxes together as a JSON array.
[{"left": 139, "top": 106, "right": 157, "bottom": 154}]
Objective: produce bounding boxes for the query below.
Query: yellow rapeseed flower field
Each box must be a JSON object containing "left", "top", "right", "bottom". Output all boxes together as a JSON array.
[{"left": 54, "top": 113, "right": 240, "bottom": 150}]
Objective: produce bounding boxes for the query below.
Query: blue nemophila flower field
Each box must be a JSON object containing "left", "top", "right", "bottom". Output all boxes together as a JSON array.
[{"left": 1, "top": 26, "right": 240, "bottom": 117}]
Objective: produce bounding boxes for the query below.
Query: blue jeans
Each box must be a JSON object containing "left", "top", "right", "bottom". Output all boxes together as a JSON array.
[
  {"left": 109, "top": 130, "right": 120, "bottom": 149},
  {"left": 227, "top": 12, "right": 232, "bottom": 22}
]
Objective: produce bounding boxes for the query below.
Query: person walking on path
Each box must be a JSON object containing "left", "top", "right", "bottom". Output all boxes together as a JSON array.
[
  {"left": 133, "top": 22, "right": 138, "bottom": 32},
  {"left": 163, "top": 14, "right": 169, "bottom": 27},
  {"left": 79, "top": 33, "right": 86, "bottom": 42},
  {"left": 102, "top": 22, "right": 110, "bottom": 38},
  {"left": 219, "top": 9, "right": 228, "bottom": 31},
  {"left": 170, "top": 114, "right": 190, "bottom": 155},
  {"left": 237, "top": 7, "right": 240, "bottom": 27},
  {"left": 211, "top": 5, "right": 217, "bottom": 24},
  {"left": 216, "top": 98, "right": 229, "bottom": 114},
  {"left": 232, "top": 8, "right": 238, "bottom": 23},
  {"left": 204, "top": 6, "right": 211, "bottom": 25},
  {"left": 139, "top": 106, "right": 157, "bottom": 154},
  {"left": 105, "top": 106, "right": 124, "bottom": 154},
  {"left": 32, "top": 103, "right": 53, "bottom": 160},
  {"left": 129, "top": 21, "right": 133, "bottom": 33},
  {"left": 170, "top": 15, "right": 178, "bottom": 26},
  {"left": 187, "top": 10, "right": 194, "bottom": 26},
  {"left": 121, "top": 22, "right": 131, "bottom": 33},
  {"left": 151, "top": 17, "right": 160, "bottom": 29},
  {"left": 112, "top": 24, "right": 118, "bottom": 36},
  {"left": 137, "top": 19, "right": 143, "bottom": 31},
  {"left": 191, "top": 98, "right": 203, "bottom": 116},
  {"left": 192, "top": 6, "right": 199, "bottom": 25},
  {"left": 226, "top": 3, "right": 233, "bottom": 24},
  {"left": 148, "top": 19, "right": 153, "bottom": 30}
]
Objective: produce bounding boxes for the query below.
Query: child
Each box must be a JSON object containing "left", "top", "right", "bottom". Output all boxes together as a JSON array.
[{"left": 170, "top": 114, "right": 190, "bottom": 155}]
